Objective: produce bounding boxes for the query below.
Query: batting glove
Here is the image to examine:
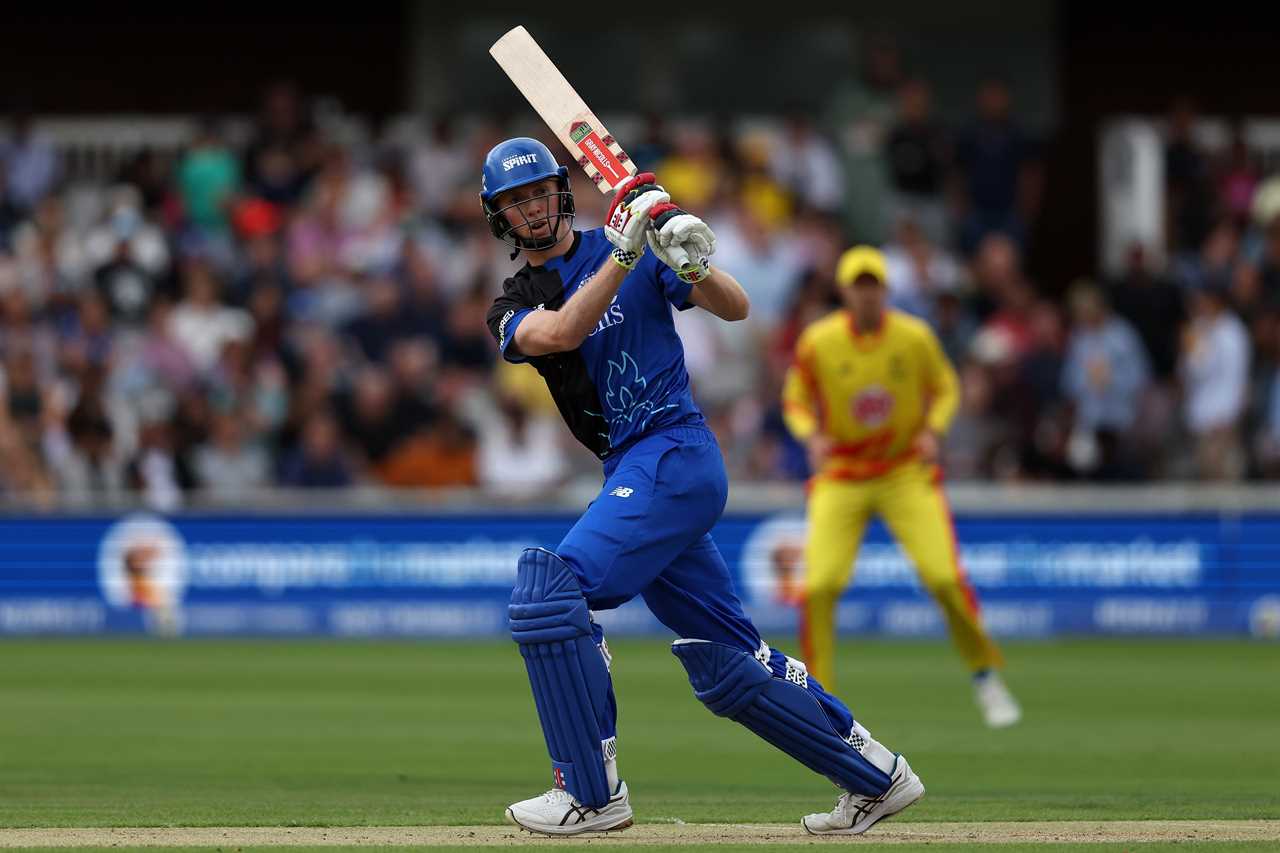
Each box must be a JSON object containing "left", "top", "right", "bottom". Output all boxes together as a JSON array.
[
  {"left": 647, "top": 203, "right": 715, "bottom": 283},
  {"left": 604, "top": 172, "right": 669, "bottom": 269}
]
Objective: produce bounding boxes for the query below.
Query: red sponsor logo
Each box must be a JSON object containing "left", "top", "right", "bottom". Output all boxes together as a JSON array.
[
  {"left": 553, "top": 767, "right": 566, "bottom": 789},
  {"left": 852, "top": 386, "right": 894, "bottom": 426},
  {"left": 571, "top": 125, "right": 630, "bottom": 188}
]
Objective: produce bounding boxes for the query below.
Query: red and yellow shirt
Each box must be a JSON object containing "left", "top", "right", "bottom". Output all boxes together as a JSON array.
[{"left": 782, "top": 309, "right": 959, "bottom": 480}]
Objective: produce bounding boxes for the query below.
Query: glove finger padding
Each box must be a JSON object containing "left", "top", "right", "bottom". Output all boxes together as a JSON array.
[
  {"left": 682, "top": 227, "right": 714, "bottom": 258},
  {"left": 605, "top": 172, "right": 669, "bottom": 258},
  {"left": 626, "top": 187, "right": 672, "bottom": 223},
  {"left": 671, "top": 217, "right": 716, "bottom": 257},
  {"left": 605, "top": 172, "right": 656, "bottom": 229},
  {"left": 650, "top": 206, "right": 717, "bottom": 258},
  {"left": 646, "top": 230, "right": 712, "bottom": 285},
  {"left": 647, "top": 229, "right": 686, "bottom": 266}
]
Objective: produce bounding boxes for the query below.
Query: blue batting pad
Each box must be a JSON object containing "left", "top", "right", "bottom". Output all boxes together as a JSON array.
[
  {"left": 671, "top": 639, "right": 892, "bottom": 796},
  {"left": 509, "top": 547, "right": 614, "bottom": 808}
]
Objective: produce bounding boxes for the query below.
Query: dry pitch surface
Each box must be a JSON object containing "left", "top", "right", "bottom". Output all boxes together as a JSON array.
[{"left": 3, "top": 821, "right": 1280, "bottom": 847}]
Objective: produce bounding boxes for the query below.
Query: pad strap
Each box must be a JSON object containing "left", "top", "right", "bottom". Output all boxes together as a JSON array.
[{"left": 672, "top": 639, "right": 891, "bottom": 796}]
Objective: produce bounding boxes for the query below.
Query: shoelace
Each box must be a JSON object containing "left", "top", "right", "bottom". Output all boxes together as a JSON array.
[{"left": 541, "top": 788, "right": 574, "bottom": 805}]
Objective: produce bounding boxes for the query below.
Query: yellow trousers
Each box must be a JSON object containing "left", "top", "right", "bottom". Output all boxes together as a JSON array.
[{"left": 801, "top": 463, "right": 1003, "bottom": 689}]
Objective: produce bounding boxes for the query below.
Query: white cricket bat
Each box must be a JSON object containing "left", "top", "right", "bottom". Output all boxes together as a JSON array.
[{"left": 489, "top": 26, "right": 638, "bottom": 194}]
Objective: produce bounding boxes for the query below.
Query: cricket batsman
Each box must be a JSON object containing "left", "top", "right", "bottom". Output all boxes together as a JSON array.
[
  {"left": 482, "top": 139, "right": 925, "bottom": 836},
  {"left": 782, "top": 245, "right": 1021, "bottom": 728}
]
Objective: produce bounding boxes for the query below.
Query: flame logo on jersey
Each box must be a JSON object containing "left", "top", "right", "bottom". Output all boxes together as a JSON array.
[
  {"left": 605, "top": 351, "right": 652, "bottom": 423},
  {"left": 852, "top": 385, "right": 895, "bottom": 427},
  {"left": 586, "top": 351, "right": 680, "bottom": 440}
]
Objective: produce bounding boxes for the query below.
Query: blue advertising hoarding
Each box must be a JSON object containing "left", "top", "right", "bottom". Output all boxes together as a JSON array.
[{"left": 0, "top": 511, "right": 1277, "bottom": 638}]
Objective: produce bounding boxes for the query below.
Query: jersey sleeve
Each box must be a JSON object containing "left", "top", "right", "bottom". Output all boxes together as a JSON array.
[
  {"left": 920, "top": 324, "right": 959, "bottom": 434},
  {"left": 485, "top": 276, "right": 536, "bottom": 364},
  {"left": 781, "top": 329, "right": 822, "bottom": 441}
]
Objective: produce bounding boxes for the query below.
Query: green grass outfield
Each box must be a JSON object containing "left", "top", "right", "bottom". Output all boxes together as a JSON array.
[{"left": 1, "top": 637, "right": 1277, "bottom": 851}]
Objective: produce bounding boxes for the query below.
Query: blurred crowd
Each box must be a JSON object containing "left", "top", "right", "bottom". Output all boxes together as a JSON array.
[{"left": 2, "top": 65, "right": 1280, "bottom": 509}]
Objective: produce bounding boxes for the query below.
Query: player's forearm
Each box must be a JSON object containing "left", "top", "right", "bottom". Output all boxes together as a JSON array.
[
  {"left": 693, "top": 267, "right": 750, "bottom": 321},
  {"left": 782, "top": 405, "right": 818, "bottom": 442},
  {"left": 515, "top": 259, "right": 628, "bottom": 354},
  {"left": 556, "top": 258, "right": 630, "bottom": 346},
  {"left": 781, "top": 370, "right": 818, "bottom": 440},
  {"left": 925, "top": 411, "right": 953, "bottom": 437},
  {"left": 923, "top": 337, "right": 960, "bottom": 435},
  {"left": 926, "top": 383, "right": 959, "bottom": 435}
]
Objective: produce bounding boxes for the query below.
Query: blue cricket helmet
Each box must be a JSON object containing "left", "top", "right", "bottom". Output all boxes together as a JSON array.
[
  {"left": 480, "top": 137, "right": 575, "bottom": 251},
  {"left": 480, "top": 137, "right": 568, "bottom": 200}
]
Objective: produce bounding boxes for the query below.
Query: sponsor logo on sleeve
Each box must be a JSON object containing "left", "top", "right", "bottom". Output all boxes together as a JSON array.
[{"left": 498, "top": 309, "right": 515, "bottom": 348}]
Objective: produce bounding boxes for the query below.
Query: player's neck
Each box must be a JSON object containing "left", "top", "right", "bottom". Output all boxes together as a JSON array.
[
  {"left": 852, "top": 310, "right": 885, "bottom": 335},
  {"left": 523, "top": 224, "right": 575, "bottom": 266}
]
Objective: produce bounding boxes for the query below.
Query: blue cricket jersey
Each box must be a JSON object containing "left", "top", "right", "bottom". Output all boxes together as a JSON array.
[{"left": 485, "top": 229, "right": 706, "bottom": 460}]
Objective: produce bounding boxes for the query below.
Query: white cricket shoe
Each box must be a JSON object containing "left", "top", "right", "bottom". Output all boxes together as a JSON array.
[
  {"left": 801, "top": 754, "right": 925, "bottom": 835},
  {"left": 505, "top": 781, "right": 633, "bottom": 836},
  {"left": 974, "top": 671, "right": 1022, "bottom": 728}
]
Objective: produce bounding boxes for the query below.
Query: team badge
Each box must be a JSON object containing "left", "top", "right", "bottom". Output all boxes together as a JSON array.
[{"left": 852, "top": 385, "right": 894, "bottom": 427}]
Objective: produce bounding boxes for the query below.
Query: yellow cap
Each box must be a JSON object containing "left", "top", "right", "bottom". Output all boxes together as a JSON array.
[{"left": 836, "top": 245, "right": 888, "bottom": 287}]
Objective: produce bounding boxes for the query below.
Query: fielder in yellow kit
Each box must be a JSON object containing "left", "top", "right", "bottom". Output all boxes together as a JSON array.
[{"left": 782, "top": 246, "right": 1021, "bottom": 728}]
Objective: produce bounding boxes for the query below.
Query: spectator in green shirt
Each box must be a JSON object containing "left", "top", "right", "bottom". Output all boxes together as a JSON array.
[{"left": 177, "top": 120, "right": 240, "bottom": 234}]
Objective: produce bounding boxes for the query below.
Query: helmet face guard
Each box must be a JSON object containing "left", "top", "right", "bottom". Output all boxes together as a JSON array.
[
  {"left": 480, "top": 137, "right": 576, "bottom": 253},
  {"left": 482, "top": 176, "right": 576, "bottom": 251}
]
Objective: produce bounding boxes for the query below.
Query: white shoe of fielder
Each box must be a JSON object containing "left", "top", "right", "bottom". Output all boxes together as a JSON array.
[
  {"left": 974, "top": 670, "right": 1022, "bottom": 728},
  {"left": 505, "top": 781, "right": 633, "bottom": 836},
  {"left": 801, "top": 754, "right": 925, "bottom": 835}
]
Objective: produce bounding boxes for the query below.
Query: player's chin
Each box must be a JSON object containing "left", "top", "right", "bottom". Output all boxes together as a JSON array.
[{"left": 522, "top": 223, "right": 563, "bottom": 249}]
